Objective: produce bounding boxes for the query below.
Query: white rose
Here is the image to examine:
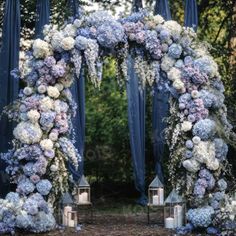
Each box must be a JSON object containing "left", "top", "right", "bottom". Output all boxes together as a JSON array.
[
  {"left": 27, "top": 110, "right": 40, "bottom": 123},
  {"left": 49, "top": 131, "right": 58, "bottom": 141},
  {"left": 173, "top": 79, "right": 185, "bottom": 90},
  {"left": 37, "top": 85, "right": 47, "bottom": 94},
  {"left": 181, "top": 121, "right": 192, "bottom": 132},
  {"left": 61, "top": 37, "right": 75, "bottom": 51},
  {"left": 40, "top": 139, "right": 54, "bottom": 150},
  {"left": 182, "top": 159, "right": 200, "bottom": 173},
  {"left": 191, "top": 90, "right": 200, "bottom": 98},
  {"left": 50, "top": 165, "right": 58, "bottom": 172},
  {"left": 167, "top": 67, "right": 181, "bottom": 81},
  {"left": 47, "top": 86, "right": 60, "bottom": 98},
  {"left": 23, "top": 87, "right": 33, "bottom": 96},
  {"left": 54, "top": 83, "right": 64, "bottom": 92}
]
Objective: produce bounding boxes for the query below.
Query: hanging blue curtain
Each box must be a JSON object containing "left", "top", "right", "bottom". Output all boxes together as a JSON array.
[
  {"left": 68, "top": 0, "right": 85, "bottom": 181},
  {"left": 152, "top": 0, "right": 171, "bottom": 183},
  {"left": 0, "top": 0, "right": 20, "bottom": 197},
  {"left": 126, "top": 0, "right": 147, "bottom": 205},
  {"left": 126, "top": 56, "right": 146, "bottom": 205},
  {"left": 184, "top": 0, "right": 198, "bottom": 31},
  {"left": 35, "top": 0, "right": 50, "bottom": 39}
]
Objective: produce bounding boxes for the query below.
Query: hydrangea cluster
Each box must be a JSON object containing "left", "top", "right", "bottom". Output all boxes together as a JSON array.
[{"left": 0, "top": 9, "right": 233, "bottom": 234}]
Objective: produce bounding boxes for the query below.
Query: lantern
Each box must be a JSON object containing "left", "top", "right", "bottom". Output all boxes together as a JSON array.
[
  {"left": 76, "top": 175, "right": 91, "bottom": 205},
  {"left": 164, "top": 189, "right": 186, "bottom": 229},
  {"left": 61, "top": 192, "right": 78, "bottom": 228},
  {"left": 148, "top": 175, "right": 164, "bottom": 206}
]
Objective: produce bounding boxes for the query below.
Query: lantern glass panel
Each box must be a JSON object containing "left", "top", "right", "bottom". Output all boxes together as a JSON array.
[{"left": 148, "top": 175, "right": 164, "bottom": 206}]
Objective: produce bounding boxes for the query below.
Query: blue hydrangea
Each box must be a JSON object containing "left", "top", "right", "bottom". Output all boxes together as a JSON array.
[
  {"left": 39, "top": 111, "right": 56, "bottom": 130},
  {"left": 179, "top": 93, "right": 191, "bottom": 104},
  {"left": 168, "top": 43, "right": 182, "bottom": 59},
  {"left": 187, "top": 207, "right": 214, "bottom": 228},
  {"left": 185, "top": 150, "right": 193, "bottom": 158},
  {"left": 16, "top": 212, "right": 33, "bottom": 229},
  {"left": 207, "top": 227, "right": 219, "bottom": 235},
  {"left": 214, "top": 138, "right": 228, "bottom": 161},
  {"left": 217, "top": 179, "right": 227, "bottom": 191},
  {"left": 213, "top": 191, "right": 225, "bottom": 201},
  {"left": 5, "top": 192, "right": 20, "bottom": 205},
  {"left": 145, "top": 30, "right": 162, "bottom": 59},
  {"left": 186, "top": 140, "right": 194, "bottom": 149},
  {"left": 199, "top": 90, "right": 216, "bottom": 108},
  {"left": 23, "top": 162, "right": 36, "bottom": 177},
  {"left": 36, "top": 180, "right": 52, "bottom": 196},
  {"left": 17, "top": 178, "right": 35, "bottom": 195},
  {"left": 119, "top": 9, "right": 149, "bottom": 23},
  {"left": 23, "top": 199, "right": 39, "bottom": 216},
  {"left": 14, "top": 145, "right": 42, "bottom": 161},
  {"left": 192, "top": 119, "right": 216, "bottom": 140},
  {"left": 97, "top": 21, "right": 126, "bottom": 48}
]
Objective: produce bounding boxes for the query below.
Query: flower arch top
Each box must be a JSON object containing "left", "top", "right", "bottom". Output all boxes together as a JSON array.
[{"left": 0, "top": 10, "right": 233, "bottom": 234}]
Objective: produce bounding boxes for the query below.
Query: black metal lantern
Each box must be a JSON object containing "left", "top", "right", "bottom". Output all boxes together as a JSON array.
[
  {"left": 75, "top": 175, "right": 91, "bottom": 205},
  {"left": 164, "top": 189, "right": 186, "bottom": 229},
  {"left": 148, "top": 175, "right": 164, "bottom": 206}
]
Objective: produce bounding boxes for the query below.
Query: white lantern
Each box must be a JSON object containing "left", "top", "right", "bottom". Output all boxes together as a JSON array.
[
  {"left": 61, "top": 192, "right": 78, "bottom": 228},
  {"left": 148, "top": 175, "right": 164, "bottom": 206},
  {"left": 76, "top": 175, "right": 91, "bottom": 205},
  {"left": 164, "top": 189, "right": 186, "bottom": 229}
]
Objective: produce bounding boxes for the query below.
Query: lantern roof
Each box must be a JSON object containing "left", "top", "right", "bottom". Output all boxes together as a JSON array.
[
  {"left": 165, "top": 189, "right": 184, "bottom": 204},
  {"left": 77, "top": 175, "right": 90, "bottom": 187},
  {"left": 149, "top": 175, "right": 164, "bottom": 188},
  {"left": 62, "top": 192, "right": 74, "bottom": 205}
]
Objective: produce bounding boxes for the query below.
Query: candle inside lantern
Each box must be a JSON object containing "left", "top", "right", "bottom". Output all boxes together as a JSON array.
[
  {"left": 165, "top": 217, "right": 175, "bottom": 229},
  {"left": 158, "top": 188, "right": 164, "bottom": 205},
  {"left": 67, "top": 212, "right": 77, "bottom": 227},
  {"left": 63, "top": 206, "right": 72, "bottom": 226},
  {"left": 78, "top": 191, "right": 88, "bottom": 203},
  {"left": 152, "top": 194, "right": 159, "bottom": 205},
  {"left": 174, "top": 205, "right": 183, "bottom": 228},
  {"left": 231, "top": 200, "right": 236, "bottom": 206}
]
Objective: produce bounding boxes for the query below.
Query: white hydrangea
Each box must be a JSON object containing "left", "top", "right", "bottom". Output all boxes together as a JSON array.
[
  {"left": 152, "top": 15, "right": 164, "bottom": 25},
  {"left": 39, "top": 97, "right": 54, "bottom": 111},
  {"left": 27, "top": 110, "right": 40, "bottom": 123},
  {"left": 181, "top": 121, "right": 193, "bottom": 132},
  {"left": 183, "top": 159, "right": 200, "bottom": 173},
  {"left": 33, "top": 39, "right": 52, "bottom": 59},
  {"left": 173, "top": 79, "right": 185, "bottom": 90},
  {"left": 207, "top": 158, "right": 220, "bottom": 171},
  {"left": 161, "top": 55, "right": 176, "bottom": 72},
  {"left": 167, "top": 67, "right": 181, "bottom": 81},
  {"left": 61, "top": 37, "right": 75, "bottom": 51},
  {"left": 63, "top": 24, "right": 77, "bottom": 37},
  {"left": 163, "top": 20, "right": 182, "bottom": 37},
  {"left": 51, "top": 31, "right": 64, "bottom": 51},
  {"left": 40, "top": 139, "right": 54, "bottom": 150},
  {"left": 193, "top": 141, "right": 215, "bottom": 163},
  {"left": 13, "top": 122, "right": 43, "bottom": 144},
  {"left": 47, "top": 86, "right": 60, "bottom": 99}
]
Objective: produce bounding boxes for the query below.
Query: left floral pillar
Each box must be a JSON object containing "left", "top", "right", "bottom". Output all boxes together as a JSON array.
[{"left": 0, "top": 0, "right": 21, "bottom": 198}]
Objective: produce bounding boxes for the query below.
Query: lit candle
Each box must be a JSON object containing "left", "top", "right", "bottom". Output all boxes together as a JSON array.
[
  {"left": 158, "top": 188, "right": 164, "bottom": 205},
  {"left": 165, "top": 217, "right": 175, "bottom": 229},
  {"left": 63, "top": 206, "right": 72, "bottom": 226},
  {"left": 67, "top": 212, "right": 77, "bottom": 227},
  {"left": 152, "top": 195, "right": 159, "bottom": 205},
  {"left": 231, "top": 200, "right": 236, "bottom": 206},
  {"left": 174, "top": 205, "right": 183, "bottom": 228}
]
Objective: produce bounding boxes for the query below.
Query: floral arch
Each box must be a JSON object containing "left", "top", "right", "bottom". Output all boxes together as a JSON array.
[{"left": 0, "top": 10, "right": 234, "bottom": 234}]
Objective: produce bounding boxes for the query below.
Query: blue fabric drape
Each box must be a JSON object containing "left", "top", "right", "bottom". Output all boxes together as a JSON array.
[
  {"left": 184, "top": 0, "right": 198, "bottom": 31},
  {"left": 68, "top": 0, "right": 85, "bottom": 181},
  {"left": 126, "top": 55, "right": 147, "bottom": 205},
  {"left": 35, "top": 0, "right": 50, "bottom": 39},
  {"left": 0, "top": 0, "right": 20, "bottom": 197},
  {"left": 153, "top": 0, "right": 171, "bottom": 183},
  {"left": 154, "top": 0, "right": 171, "bottom": 20}
]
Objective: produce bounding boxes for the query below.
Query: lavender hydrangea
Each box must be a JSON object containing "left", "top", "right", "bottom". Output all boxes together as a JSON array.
[
  {"left": 183, "top": 65, "right": 208, "bottom": 85},
  {"left": 145, "top": 30, "right": 162, "bottom": 59},
  {"left": 17, "top": 177, "right": 35, "bottom": 195},
  {"left": 193, "top": 119, "right": 216, "bottom": 140}
]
